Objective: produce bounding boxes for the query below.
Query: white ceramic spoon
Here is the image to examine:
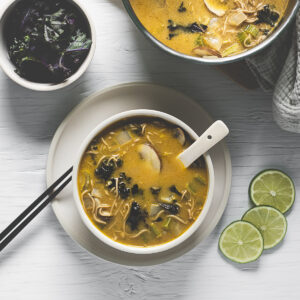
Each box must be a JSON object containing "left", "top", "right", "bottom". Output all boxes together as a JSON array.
[{"left": 178, "top": 120, "right": 229, "bottom": 168}]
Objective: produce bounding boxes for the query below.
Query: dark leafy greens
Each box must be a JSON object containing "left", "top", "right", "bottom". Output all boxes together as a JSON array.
[
  {"left": 178, "top": 2, "right": 187, "bottom": 13},
  {"left": 167, "top": 19, "right": 207, "bottom": 40},
  {"left": 126, "top": 202, "right": 147, "bottom": 231},
  {"left": 5, "top": 0, "right": 92, "bottom": 83},
  {"left": 159, "top": 203, "right": 180, "bottom": 215},
  {"left": 256, "top": 5, "right": 280, "bottom": 27}
]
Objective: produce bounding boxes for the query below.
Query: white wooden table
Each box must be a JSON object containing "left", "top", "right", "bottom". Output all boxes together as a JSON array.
[{"left": 0, "top": 1, "right": 299, "bottom": 299}]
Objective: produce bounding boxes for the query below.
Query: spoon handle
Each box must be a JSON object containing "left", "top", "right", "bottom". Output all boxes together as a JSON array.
[{"left": 178, "top": 120, "right": 229, "bottom": 168}]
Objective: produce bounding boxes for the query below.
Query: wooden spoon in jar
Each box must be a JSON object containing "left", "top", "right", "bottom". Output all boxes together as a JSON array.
[{"left": 178, "top": 121, "right": 229, "bottom": 168}]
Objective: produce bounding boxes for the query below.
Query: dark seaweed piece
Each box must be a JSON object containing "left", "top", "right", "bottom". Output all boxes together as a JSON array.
[
  {"left": 169, "top": 185, "right": 182, "bottom": 196},
  {"left": 131, "top": 184, "right": 140, "bottom": 195},
  {"left": 190, "top": 156, "right": 205, "bottom": 169},
  {"left": 150, "top": 187, "right": 161, "bottom": 195},
  {"left": 188, "top": 23, "right": 208, "bottom": 33},
  {"left": 99, "top": 216, "right": 112, "bottom": 223},
  {"left": 178, "top": 2, "right": 187, "bottom": 13},
  {"left": 260, "top": 28, "right": 270, "bottom": 36},
  {"left": 168, "top": 33, "right": 177, "bottom": 40},
  {"left": 118, "top": 182, "right": 131, "bottom": 199},
  {"left": 95, "top": 158, "right": 116, "bottom": 181},
  {"left": 168, "top": 20, "right": 207, "bottom": 34},
  {"left": 128, "top": 123, "right": 143, "bottom": 136},
  {"left": 159, "top": 203, "right": 180, "bottom": 215},
  {"left": 106, "top": 171, "right": 141, "bottom": 199},
  {"left": 5, "top": 0, "right": 92, "bottom": 83},
  {"left": 90, "top": 136, "right": 100, "bottom": 146},
  {"left": 119, "top": 172, "right": 131, "bottom": 183},
  {"left": 116, "top": 158, "right": 123, "bottom": 168},
  {"left": 256, "top": 5, "right": 279, "bottom": 27},
  {"left": 106, "top": 178, "right": 116, "bottom": 189},
  {"left": 126, "top": 202, "right": 147, "bottom": 231},
  {"left": 119, "top": 172, "right": 126, "bottom": 179}
]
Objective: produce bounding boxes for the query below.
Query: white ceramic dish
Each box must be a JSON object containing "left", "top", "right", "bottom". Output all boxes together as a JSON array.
[
  {"left": 47, "top": 82, "right": 232, "bottom": 265},
  {"left": 72, "top": 109, "right": 215, "bottom": 254},
  {"left": 0, "top": 0, "right": 96, "bottom": 91}
]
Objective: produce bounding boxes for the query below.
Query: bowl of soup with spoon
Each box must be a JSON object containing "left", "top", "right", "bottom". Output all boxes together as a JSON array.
[
  {"left": 122, "top": 0, "right": 299, "bottom": 64},
  {"left": 73, "top": 109, "right": 219, "bottom": 254}
]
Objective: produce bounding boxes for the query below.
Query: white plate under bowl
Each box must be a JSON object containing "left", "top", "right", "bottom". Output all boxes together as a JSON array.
[{"left": 46, "top": 82, "right": 232, "bottom": 266}]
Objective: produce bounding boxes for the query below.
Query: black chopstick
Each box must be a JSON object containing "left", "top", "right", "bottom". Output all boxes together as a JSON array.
[{"left": 0, "top": 167, "right": 73, "bottom": 252}]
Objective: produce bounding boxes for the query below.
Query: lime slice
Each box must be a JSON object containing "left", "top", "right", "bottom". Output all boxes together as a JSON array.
[
  {"left": 249, "top": 169, "right": 295, "bottom": 213},
  {"left": 242, "top": 206, "right": 287, "bottom": 250},
  {"left": 219, "top": 221, "right": 264, "bottom": 264}
]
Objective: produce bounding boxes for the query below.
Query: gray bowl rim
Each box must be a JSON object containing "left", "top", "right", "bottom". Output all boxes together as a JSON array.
[{"left": 122, "top": 0, "right": 300, "bottom": 65}]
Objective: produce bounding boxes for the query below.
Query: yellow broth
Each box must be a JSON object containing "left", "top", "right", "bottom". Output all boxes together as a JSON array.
[
  {"left": 129, "top": 0, "right": 288, "bottom": 58},
  {"left": 78, "top": 117, "right": 208, "bottom": 247}
]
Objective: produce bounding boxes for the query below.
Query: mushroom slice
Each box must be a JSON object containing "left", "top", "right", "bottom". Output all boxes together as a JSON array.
[
  {"left": 173, "top": 127, "right": 186, "bottom": 145},
  {"left": 137, "top": 144, "right": 161, "bottom": 173},
  {"left": 204, "top": 0, "right": 228, "bottom": 17},
  {"left": 193, "top": 46, "right": 222, "bottom": 58}
]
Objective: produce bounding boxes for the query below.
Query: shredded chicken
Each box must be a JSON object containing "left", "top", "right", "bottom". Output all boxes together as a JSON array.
[
  {"left": 231, "top": 0, "right": 265, "bottom": 24},
  {"left": 82, "top": 192, "right": 96, "bottom": 213},
  {"left": 243, "top": 34, "right": 266, "bottom": 47},
  {"left": 151, "top": 209, "right": 165, "bottom": 221},
  {"left": 121, "top": 203, "right": 131, "bottom": 233},
  {"left": 92, "top": 212, "right": 107, "bottom": 225},
  {"left": 128, "top": 229, "right": 149, "bottom": 239},
  {"left": 167, "top": 215, "right": 188, "bottom": 225}
]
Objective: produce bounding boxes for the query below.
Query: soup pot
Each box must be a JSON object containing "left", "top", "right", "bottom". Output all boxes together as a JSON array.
[
  {"left": 73, "top": 109, "right": 215, "bottom": 254},
  {"left": 122, "top": 0, "right": 299, "bottom": 65}
]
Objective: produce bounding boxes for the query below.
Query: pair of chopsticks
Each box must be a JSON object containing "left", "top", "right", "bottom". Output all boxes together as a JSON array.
[{"left": 0, "top": 167, "right": 73, "bottom": 252}]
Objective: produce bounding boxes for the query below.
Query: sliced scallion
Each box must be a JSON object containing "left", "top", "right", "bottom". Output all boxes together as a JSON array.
[
  {"left": 244, "top": 24, "right": 259, "bottom": 38},
  {"left": 163, "top": 217, "right": 172, "bottom": 230},
  {"left": 150, "top": 223, "right": 161, "bottom": 237},
  {"left": 238, "top": 31, "right": 248, "bottom": 45},
  {"left": 222, "top": 43, "right": 241, "bottom": 57},
  {"left": 195, "top": 34, "right": 205, "bottom": 46}
]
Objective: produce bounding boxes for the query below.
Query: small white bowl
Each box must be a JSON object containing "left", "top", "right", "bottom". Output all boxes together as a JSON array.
[
  {"left": 72, "top": 109, "right": 215, "bottom": 255},
  {"left": 0, "top": 0, "right": 96, "bottom": 91}
]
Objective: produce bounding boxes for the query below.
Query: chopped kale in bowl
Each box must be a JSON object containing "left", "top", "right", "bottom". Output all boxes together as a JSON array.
[{"left": 4, "top": 0, "right": 92, "bottom": 84}]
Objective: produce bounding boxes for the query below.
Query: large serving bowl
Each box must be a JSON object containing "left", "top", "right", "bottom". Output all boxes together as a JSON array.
[
  {"left": 72, "top": 109, "right": 216, "bottom": 255},
  {"left": 0, "top": 0, "right": 96, "bottom": 91},
  {"left": 122, "top": 0, "right": 299, "bottom": 65}
]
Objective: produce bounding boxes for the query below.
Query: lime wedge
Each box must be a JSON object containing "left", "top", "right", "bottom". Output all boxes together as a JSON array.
[
  {"left": 249, "top": 169, "right": 295, "bottom": 213},
  {"left": 219, "top": 221, "right": 264, "bottom": 264},
  {"left": 242, "top": 206, "right": 287, "bottom": 249}
]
